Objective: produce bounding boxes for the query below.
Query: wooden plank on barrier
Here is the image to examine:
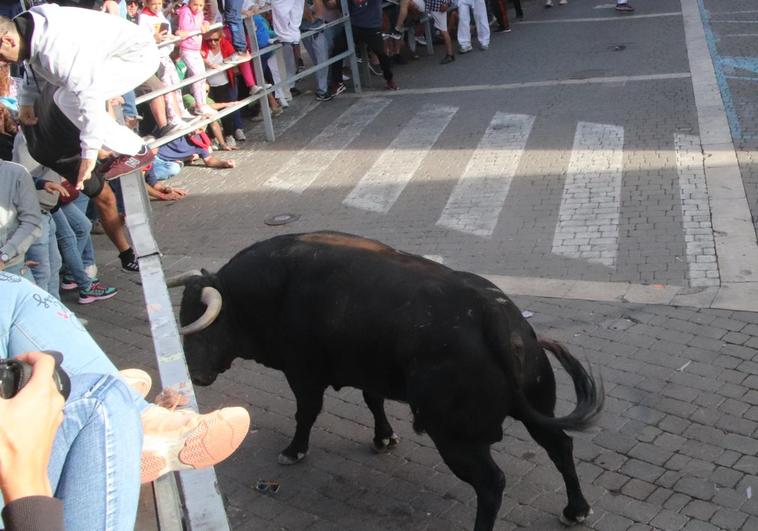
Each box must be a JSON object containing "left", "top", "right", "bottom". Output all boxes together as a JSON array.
[{"left": 120, "top": 171, "right": 231, "bottom": 531}]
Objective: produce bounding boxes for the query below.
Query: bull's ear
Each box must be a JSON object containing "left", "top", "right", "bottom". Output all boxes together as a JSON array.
[{"left": 200, "top": 268, "right": 211, "bottom": 276}]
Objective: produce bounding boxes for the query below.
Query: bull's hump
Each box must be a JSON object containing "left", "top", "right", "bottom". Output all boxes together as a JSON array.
[{"left": 298, "top": 232, "right": 392, "bottom": 254}]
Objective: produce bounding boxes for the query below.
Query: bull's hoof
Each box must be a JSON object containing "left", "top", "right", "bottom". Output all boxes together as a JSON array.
[
  {"left": 559, "top": 507, "right": 593, "bottom": 526},
  {"left": 278, "top": 451, "right": 307, "bottom": 465},
  {"left": 372, "top": 433, "right": 400, "bottom": 453}
]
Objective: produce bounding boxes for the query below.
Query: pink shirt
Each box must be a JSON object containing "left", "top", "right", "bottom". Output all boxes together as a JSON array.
[{"left": 177, "top": 5, "right": 205, "bottom": 51}]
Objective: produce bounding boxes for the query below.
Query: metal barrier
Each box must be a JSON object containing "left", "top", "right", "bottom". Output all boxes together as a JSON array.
[{"left": 122, "top": 2, "right": 361, "bottom": 528}]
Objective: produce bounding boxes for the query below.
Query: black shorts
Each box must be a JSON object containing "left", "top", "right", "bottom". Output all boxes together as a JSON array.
[{"left": 22, "top": 82, "right": 106, "bottom": 198}]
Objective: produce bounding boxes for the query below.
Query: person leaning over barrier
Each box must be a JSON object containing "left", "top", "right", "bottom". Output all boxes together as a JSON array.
[{"left": 0, "top": 3, "right": 158, "bottom": 190}]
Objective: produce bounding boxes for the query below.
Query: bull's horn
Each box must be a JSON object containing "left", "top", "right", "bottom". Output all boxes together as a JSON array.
[
  {"left": 180, "top": 287, "right": 223, "bottom": 335},
  {"left": 166, "top": 270, "right": 203, "bottom": 288}
]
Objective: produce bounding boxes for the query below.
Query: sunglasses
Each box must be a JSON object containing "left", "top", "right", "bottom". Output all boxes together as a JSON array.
[{"left": 206, "top": 38, "right": 220, "bottom": 42}]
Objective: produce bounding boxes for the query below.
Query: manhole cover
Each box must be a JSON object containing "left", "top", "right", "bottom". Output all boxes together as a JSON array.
[{"left": 264, "top": 213, "right": 300, "bottom": 226}]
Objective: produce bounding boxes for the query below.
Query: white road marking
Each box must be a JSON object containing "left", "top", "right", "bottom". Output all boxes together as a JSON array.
[
  {"left": 347, "top": 73, "right": 691, "bottom": 98},
  {"left": 675, "top": 133, "right": 720, "bottom": 288},
  {"left": 264, "top": 98, "right": 391, "bottom": 193},
  {"left": 343, "top": 104, "right": 458, "bottom": 213},
  {"left": 436, "top": 112, "right": 535, "bottom": 237},
  {"left": 552, "top": 121, "right": 624, "bottom": 268},
  {"left": 423, "top": 255, "right": 444, "bottom": 264},
  {"left": 519, "top": 12, "right": 682, "bottom": 24}
]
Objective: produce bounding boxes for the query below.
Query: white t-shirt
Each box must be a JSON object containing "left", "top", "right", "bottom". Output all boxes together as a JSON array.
[{"left": 206, "top": 50, "right": 228, "bottom": 87}]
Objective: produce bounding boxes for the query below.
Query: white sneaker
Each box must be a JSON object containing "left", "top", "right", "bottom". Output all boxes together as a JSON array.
[
  {"left": 545, "top": 0, "right": 554, "bottom": 6},
  {"left": 559, "top": 0, "right": 567, "bottom": 4},
  {"left": 140, "top": 405, "right": 250, "bottom": 483},
  {"left": 119, "top": 368, "right": 152, "bottom": 398},
  {"left": 224, "top": 135, "right": 237, "bottom": 148},
  {"left": 233, "top": 128, "right": 246, "bottom": 141}
]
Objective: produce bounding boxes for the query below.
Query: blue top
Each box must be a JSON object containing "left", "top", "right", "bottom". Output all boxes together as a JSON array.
[{"left": 348, "top": 0, "right": 382, "bottom": 29}]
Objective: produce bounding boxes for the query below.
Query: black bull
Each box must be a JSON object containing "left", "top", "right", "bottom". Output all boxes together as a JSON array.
[{"left": 171, "top": 231, "right": 604, "bottom": 530}]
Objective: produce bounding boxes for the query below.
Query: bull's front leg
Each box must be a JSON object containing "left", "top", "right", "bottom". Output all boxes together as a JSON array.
[
  {"left": 363, "top": 391, "right": 399, "bottom": 453},
  {"left": 279, "top": 379, "right": 327, "bottom": 465}
]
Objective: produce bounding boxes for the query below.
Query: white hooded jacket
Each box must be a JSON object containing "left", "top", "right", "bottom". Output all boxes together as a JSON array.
[{"left": 18, "top": 4, "right": 158, "bottom": 159}]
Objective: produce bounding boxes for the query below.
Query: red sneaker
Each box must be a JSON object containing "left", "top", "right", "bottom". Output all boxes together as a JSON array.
[{"left": 101, "top": 146, "right": 155, "bottom": 181}]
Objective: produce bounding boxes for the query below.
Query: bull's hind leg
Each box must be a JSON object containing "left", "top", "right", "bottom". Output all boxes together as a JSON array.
[
  {"left": 279, "top": 379, "right": 327, "bottom": 465},
  {"left": 362, "top": 391, "right": 399, "bottom": 452},
  {"left": 523, "top": 423, "right": 591, "bottom": 525},
  {"left": 429, "top": 434, "right": 505, "bottom": 531}
]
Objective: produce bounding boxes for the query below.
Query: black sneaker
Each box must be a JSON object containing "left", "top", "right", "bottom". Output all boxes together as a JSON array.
[
  {"left": 119, "top": 248, "right": 140, "bottom": 273},
  {"left": 79, "top": 283, "right": 118, "bottom": 304},
  {"left": 315, "top": 90, "right": 334, "bottom": 102},
  {"left": 440, "top": 54, "right": 455, "bottom": 65},
  {"left": 615, "top": 3, "right": 634, "bottom": 12},
  {"left": 384, "top": 27, "right": 403, "bottom": 40},
  {"left": 289, "top": 87, "right": 303, "bottom": 97}
]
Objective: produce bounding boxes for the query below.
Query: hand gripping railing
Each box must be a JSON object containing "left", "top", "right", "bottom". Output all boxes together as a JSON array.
[{"left": 122, "top": 3, "right": 360, "bottom": 529}]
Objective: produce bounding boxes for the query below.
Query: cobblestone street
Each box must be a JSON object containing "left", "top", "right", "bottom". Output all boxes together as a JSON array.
[{"left": 75, "top": 0, "right": 758, "bottom": 529}]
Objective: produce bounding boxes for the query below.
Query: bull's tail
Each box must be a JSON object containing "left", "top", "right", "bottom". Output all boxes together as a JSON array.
[{"left": 519, "top": 337, "right": 604, "bottom": 431}]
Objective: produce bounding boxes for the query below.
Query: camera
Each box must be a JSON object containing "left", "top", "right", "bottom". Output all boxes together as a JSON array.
[{"left": 0, "top": 351, "right": 71, "bottom": 400}]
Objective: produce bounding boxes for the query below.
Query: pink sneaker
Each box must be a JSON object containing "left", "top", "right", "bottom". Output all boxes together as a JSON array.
[{"left": 140, "top": 406, "right": 250, "bottom": 483}]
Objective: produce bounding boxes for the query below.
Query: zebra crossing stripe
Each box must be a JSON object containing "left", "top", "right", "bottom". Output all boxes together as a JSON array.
[
  {"left": 436, "top": 113, "right": 535, "bottom": 237},
  {"left": 264, "top": 98, "right": 391, "bottom": 193},
  {"left": 343, "top": 104, "right": 458, "bottom": 213},
  {"left": 551, "top": 121, "right": 624, "bottom": 267},
  {"left": 675, "top": 133, "right": 720, "bottom": 287}
]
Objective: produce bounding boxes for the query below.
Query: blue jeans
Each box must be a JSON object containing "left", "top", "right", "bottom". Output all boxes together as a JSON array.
[
  {"left": 48, "top": 373, "right": 143, "bottom": 531},
  {"left": 72, "top": 193, "right": 96, "bottom": 269},
  {"left": 26, "top": 211, "right": 62, "bottom": 299},
  {"left": 53, "top": 207, "right": 92, "bottom": 291},
  {"left": 0, "top": 273, "right": 148, "bottom": 413},
  {"left": 122, "top": 90, "right": 138, "bottom": 119},
  {"left": 0, "top": 275, "right": 143, "bottom": 530},
  {"left": 146, "top": 155, "right": 182, "bottom": 186},
  {"left": 224, "top": 0, "right": 247, "bottom": 52}
]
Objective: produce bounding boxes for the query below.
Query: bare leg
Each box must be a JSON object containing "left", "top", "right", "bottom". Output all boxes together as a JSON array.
[
  {"left": 149, "top": 96, "right": 168, "bottom": 129},
  {"left": 202, "top": 156, "right": 235, "bottom": 169},
  {"left": 94, "top": 183, "right": 130, "bottom": 253}
]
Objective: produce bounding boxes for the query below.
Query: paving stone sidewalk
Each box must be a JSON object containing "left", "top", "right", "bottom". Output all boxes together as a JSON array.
[{"left": 75, "top": 262, "right": 758, "bottom": 531}]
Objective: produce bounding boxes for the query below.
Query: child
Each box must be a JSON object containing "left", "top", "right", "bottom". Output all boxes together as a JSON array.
[
  {"left": 177, "top": 0, "right": 215, "bottom": 116},
  {"left": 139, "top": 0, "right": 191, "bottom": 128},
  {"left": 424, "top": 0, "right": 455, "bottom": 63},
  {"left": 158, "top": 128, "right": 236, "bottom": 169}
]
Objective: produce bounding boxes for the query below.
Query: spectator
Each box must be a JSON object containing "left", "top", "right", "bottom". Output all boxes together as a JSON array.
[
  {"left": 0, "top": 161, "right": 42, "bottom": 281},
  {"left": 457, "top": 0, "right": 489, "bottom": 54},
  {"left": 271, "top": 0, "right": 305, "bottom": 92},
  {"left": 222, "top": 0, "right": 253, "bottom": 62},
  {"left": 0, "top": 4, "right": 157, "bottom": 189},
  {"left": 177, "top": 0, "right": 216, "bottom": 116},
  {"left": 0, "top": 350, "right": 68, "bottom": 531},
  {"left": 201, "top": 28, "right": 246, "bottom": 146},
  {"left": 3, "top": 274, "right": 252, "bottom": 485},
  {"left": 139, "top": 0, "right": 194, "bottom": 130},
  {"left": 424, "top": 0, "right": 454, "bottom": 63},
  {"left": 22, "top": 80, "right": 143, "bottom": 273},
  {"left": 301, "top": 2, "right": 332, "bottom": 101},
  {"left": 126, "top": 0, "right": 140, "bottom": 23},
  {"left": 183, "top": 92, "right": 245, "bottom": 149},
  {"left": 349, "top": 0, "right": 397, "bottom": 90},
  {"left": 317, "top": 0, "right": 348, "bottom": 97},
  {"left": 158, "top": 129, "right": 236, "bottom": 169},
  {"left": 487, "top": 0, "right": 516, "bottom": 33}
]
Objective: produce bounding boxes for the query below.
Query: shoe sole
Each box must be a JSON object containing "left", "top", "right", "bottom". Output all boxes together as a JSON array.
[
  {"left": 78, "top": 291, "right": 118, "bottom": 304},
  {"left": 140, "top": 407, "right": 250, "bottom": 483}
]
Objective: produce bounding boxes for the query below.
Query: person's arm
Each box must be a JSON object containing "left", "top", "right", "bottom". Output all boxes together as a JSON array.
[
  {"left": 0, "top": 351, "right": 65, "bottom": 531},
  {"left": 0, "top": 164, "right": 43, "bottom": 269}
]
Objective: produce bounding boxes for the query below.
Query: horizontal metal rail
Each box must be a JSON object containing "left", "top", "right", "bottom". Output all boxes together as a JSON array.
[{"left": 156, "top": 22, "right": 223, "bottom": 49}]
